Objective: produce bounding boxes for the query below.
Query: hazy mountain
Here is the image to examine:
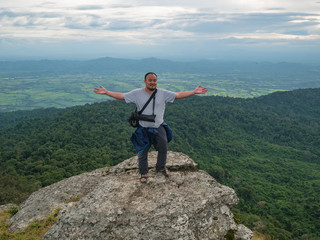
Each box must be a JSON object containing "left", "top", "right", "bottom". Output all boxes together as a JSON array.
[{"left": 0, "top": 57, "right": 319, "bottom": 76}]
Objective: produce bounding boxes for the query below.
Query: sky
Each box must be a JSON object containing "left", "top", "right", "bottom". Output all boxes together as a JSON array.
[{"left": 1, "top": 0, "right": 320, "bottom": 63}]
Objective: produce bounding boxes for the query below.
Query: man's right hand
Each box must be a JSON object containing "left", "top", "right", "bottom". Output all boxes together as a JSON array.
[{"left": 94, "top": 86, "right": 108, "bottom": 95}]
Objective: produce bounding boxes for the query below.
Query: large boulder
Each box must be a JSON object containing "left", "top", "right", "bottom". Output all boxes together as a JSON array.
[{"left": 9, "top": 151, "right": 252, "bottom": 239}]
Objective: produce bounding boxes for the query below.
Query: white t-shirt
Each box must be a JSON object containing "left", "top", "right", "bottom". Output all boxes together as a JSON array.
[{"left": 124, "top": 88, "right": 176, "bottom": 128}]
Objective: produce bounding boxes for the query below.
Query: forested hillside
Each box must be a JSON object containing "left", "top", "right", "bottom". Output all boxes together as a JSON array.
[
  {"left": 0, "top": 107, "right": 66, "bottom": 129},
  {"left": 1, "top": 88, "right": 319, "bottom": 239}
]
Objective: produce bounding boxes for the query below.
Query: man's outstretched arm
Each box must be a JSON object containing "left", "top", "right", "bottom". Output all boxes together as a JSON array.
[
  {"left": 175, "top": 85, "right": 208, "bottom": 99},
  {"left": 94, "top": 86, "right": 124, "bottom": 100}
]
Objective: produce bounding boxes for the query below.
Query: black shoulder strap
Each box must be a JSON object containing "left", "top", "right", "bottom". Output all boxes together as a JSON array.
[{"left": 138, "top": 89, "right": 157, "bottom": 114}]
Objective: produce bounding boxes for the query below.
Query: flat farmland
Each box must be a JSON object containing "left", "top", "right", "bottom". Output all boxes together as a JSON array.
[{"left": 1, "top": 59, "right": 319, "bottom": 112}]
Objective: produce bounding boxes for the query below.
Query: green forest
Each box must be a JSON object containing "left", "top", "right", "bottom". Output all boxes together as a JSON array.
[{"left": 0, "top": 88, "right": 319, "bottom": 240}]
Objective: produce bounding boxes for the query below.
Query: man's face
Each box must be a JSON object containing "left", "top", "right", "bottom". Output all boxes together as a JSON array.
[{"left": 144, "top": 74, "right": 157, "bottom": 91}]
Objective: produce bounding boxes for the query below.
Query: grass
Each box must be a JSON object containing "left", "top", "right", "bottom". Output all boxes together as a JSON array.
[
  {"left": 0, "top": 208, "right": 60, "bottom": 240},
  {"left": 252, "top": 231, "right": 275, "bottom": 240},
  {"left": 65, "top": 196, "right": 81, "bottom": 203}
]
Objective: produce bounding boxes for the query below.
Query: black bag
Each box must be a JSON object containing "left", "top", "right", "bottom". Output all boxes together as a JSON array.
[
  {"left": 128, "top": 89, "right": 157, "bottom": 127},
  {"left": 128, "top": 112, "right": 139, "bottom": 128}
]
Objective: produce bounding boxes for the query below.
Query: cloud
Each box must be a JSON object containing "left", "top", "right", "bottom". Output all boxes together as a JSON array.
[
  {"left": 1, "top": 5, "right": 319, "bottom": 43},
  {"left": 0, "top": 0, "right": 320, "bottom": 62},
  {"left": 76, "top": 5, "right": 104, "bottom": 10}
]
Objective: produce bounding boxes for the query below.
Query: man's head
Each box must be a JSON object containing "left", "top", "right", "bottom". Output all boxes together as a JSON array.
[{"left": 144, "top": 72, "right": 157, "bottom": 92}]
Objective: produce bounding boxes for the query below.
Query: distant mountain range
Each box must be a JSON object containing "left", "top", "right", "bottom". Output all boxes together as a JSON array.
[{"left": 1, "top": 57, "right": 319, "bottom": 76}]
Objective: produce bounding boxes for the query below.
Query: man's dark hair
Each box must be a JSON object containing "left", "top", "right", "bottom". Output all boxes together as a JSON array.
[{"left": 144, "top": 72, "right": 157, "bottom": 80}]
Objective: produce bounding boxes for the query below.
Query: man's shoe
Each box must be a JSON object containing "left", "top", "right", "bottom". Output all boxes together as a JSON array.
[
  {"left": 140, "top": 174, "right": 148, "bottom": 183},
  {"left": 157, "top": 168, "right": 169, "bottom": 178}
]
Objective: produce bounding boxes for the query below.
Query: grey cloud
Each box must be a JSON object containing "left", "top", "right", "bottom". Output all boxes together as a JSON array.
[
  {"left": 65, "top": 21, "right": 106, "bottom": 30},
  {"left": 0, "top": 8, "right": 103, "bottom": 29},
  {"left": 267, "top": 8, "right": 286, "bottom": 11},
  {"left": 0, "top": 8, "right": 61, "bottom": 19},
  {"left": 163, "top": 11, "right": 320, "bottom": 36},
  {"left": 109, "top": 4, "right": 133, "bottom": 9},
  {"left": 64, "top": 23, "right": 89, "bottom": 30},
  {"left": 0, "top": 9, "right": 17, "bottom": 17},
  {"left": 76, "top": 5, "right": 104, "bottom": 10},
  {"left": 106, "top": 19, "right": 160, "bottom": 30},
  {"left": 0, "top": 11, "right": 62, "bottom": 29},
  {"left": 283, "top": 30, "right": 309, "bottom": 36},
  {"left": 64, "top": 15, "right": 105, "bottom": 30}
]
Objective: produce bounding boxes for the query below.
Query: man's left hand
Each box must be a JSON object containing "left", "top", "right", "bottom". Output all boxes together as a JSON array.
[{"left": 194, "top": 85, "right": 208, "bottom": 94}]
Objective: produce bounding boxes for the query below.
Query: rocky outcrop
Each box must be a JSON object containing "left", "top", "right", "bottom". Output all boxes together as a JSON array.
[{"left": 8, "top": 151, "right": 252, "bottom": 240}]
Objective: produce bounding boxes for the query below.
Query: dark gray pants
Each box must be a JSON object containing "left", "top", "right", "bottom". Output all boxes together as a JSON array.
[{"left": 138, "top": 125, "right": 168, "bottom": 175}]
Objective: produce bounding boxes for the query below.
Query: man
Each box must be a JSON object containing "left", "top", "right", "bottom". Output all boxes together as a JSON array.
[{"left": 94, "top": 72, "right": 207, "bottom": 183}]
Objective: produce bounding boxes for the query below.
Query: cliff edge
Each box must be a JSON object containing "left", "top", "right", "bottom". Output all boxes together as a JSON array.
[{"left": 8, "top": 151, "right": 252, "bottom": 239}]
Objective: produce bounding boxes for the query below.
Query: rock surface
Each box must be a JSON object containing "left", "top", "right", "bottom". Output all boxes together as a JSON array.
[
  {"left": 0, "top": 204, "right": 18, "bottom": 212},
  {"left": 9, "top": 151, "right": 253, "bottom": 240}
]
